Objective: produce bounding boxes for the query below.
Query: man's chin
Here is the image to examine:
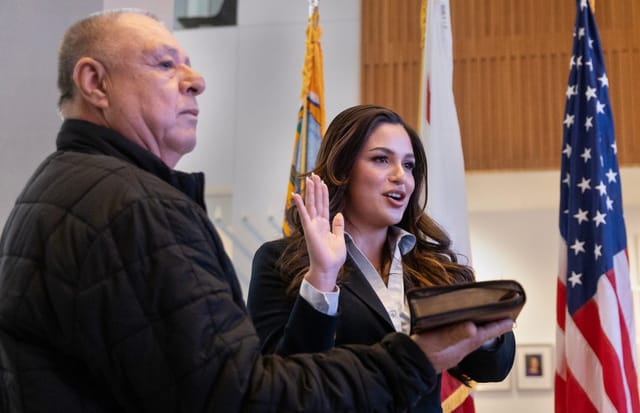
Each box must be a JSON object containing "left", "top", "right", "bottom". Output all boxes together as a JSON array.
[{"left": 173, "top": 133, "right": 197, "bottom": 154}]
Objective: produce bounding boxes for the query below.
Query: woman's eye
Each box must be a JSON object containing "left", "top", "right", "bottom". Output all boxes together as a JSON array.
[
  {"left": 404, "top": 161, "right": 415, "bottom": 170},
  {"left": 373, "top": 156, "right": 389, "bottom": 163}
]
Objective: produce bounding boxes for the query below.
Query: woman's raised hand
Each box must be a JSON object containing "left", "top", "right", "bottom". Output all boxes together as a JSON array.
[{"left": 291, "top": 174, "right": 346, "bottom": 292}]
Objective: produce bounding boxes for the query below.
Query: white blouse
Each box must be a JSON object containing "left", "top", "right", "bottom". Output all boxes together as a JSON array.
[{"left": 345, "top": 227, "right": 416, "bottom": 334}]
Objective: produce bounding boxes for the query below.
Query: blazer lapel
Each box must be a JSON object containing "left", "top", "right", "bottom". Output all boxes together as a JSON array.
[{"left": 340, "top": 261, "right": 395, "bottom": 329}]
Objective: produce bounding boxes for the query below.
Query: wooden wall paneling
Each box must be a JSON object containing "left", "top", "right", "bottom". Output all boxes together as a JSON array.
[
  {"left": 361, "top": 0, "right": 640, "bottom": 171},
  {"left": 499, "top": 55, "right": 515, "bottom": 166},
  {"left": 360, "top": 0, "right": 421, "bottom": 126},
  {"left": 599, "top": 0, "right": 640, "bottom": 166},
  {"left": 537, "top": 1, "right": 559, "bottom": 168},
  {"left": 610, "top": 48, "right": 640, "bottom": 165},
  {"left": 546, "top": 52, "right": 567, "bottom": 163},
  {"left": 450, "top": 0, "right": 577, "bottom": 170},
  {"left": 455, "top": 58, "right": 472, "bottom": 164}
]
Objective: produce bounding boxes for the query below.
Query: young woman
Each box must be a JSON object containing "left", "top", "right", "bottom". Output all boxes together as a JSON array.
[{"left": 248, "top": 104, "right": 515, "bottom": 412}]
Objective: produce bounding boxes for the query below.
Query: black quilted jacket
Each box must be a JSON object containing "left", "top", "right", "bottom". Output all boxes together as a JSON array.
[{"left": 0, "top": 119, "right": 437, "bottom": 413}]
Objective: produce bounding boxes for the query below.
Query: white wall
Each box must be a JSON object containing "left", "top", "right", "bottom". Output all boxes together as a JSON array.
[
  {"left": 468, "top": 169, "right": 640, "bottom": 412},
  {"left": 0, "top": 0, "right": 171, "bottom": 227},
  {"left": 2, "top": 1, "right": 639, "bottom": 412},
  {"left": 0, "top": 0, "right": 101, "bottom": 226},
  {"left": 174, "top": 0, "right": 361, "bottom": 288}
]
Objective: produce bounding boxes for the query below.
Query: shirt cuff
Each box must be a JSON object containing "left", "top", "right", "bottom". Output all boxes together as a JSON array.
[
  {"left": 479, "top": 336, "right": 501, "bottom": 351},
  {"left": 299, "top": 278, "right": 340, "bottom": 315}
]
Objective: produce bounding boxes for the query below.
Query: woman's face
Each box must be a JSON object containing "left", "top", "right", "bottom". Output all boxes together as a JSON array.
[{"left": 343, "top": 122, "right": 416, "bottom": 234}]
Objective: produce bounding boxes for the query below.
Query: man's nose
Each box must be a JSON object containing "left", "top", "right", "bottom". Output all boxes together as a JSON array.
[{"left": 180, "top": 65, "right": 206, "bottom": 96}]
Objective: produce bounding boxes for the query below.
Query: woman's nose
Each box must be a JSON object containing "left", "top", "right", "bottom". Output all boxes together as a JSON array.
[{"left": 389, "top": 163, "right": 407, "bottom": 182}]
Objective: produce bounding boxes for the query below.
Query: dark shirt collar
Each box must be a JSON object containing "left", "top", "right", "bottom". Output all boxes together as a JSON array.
[{"left": 56, "top": 119, "right": 206, "bottom": 210}]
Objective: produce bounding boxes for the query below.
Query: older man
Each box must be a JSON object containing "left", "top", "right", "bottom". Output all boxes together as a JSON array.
[{"left": 0, "top": 10, "right": 512, "bottom": 412}]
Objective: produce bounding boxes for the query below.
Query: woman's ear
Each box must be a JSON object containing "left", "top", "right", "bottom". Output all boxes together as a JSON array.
[{"left": 71, "top": 57, "right": 109, "bottom": 109}]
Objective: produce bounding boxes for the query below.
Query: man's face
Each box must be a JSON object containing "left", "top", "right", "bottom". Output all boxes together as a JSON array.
[{"left": 101, "top": 14, "right": 206, "bottom": 167}]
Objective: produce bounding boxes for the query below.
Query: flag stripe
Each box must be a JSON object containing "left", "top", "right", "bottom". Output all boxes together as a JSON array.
[
  {"left": 609, "top": 255, "right": 640, "bottom": 413},
  {"left": 573, "top": 282, "right": 628, "bottom": 412},
  {"left": 564, "top": 367, "right": 600, "bottom": 413},
  {"left": 564, "top": 296, "right": 617, "bottom": 411}
]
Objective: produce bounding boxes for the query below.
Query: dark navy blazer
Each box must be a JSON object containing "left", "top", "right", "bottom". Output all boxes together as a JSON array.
[{"left": 248, "top": 238, "right": 516, "bottom": 412}]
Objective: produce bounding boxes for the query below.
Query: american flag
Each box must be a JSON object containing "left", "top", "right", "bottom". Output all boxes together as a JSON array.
[{"left": 555, "top": 1, "right": 640, "bottom": 412}]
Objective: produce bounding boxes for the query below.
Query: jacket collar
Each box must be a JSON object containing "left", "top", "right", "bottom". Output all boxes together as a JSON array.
[
  {"left": 56, "top": 119, "right": 206, "bottom": 210},
  {"left": 340, "top": 255, "right": 395, "bottom": 329}
]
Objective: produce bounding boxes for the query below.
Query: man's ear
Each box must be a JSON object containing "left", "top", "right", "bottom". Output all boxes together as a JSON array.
[{"left": 72, "top": 57, "right": 109, "bottom": 109}]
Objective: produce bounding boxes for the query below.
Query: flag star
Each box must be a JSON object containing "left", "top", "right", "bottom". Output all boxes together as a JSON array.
[
  {"left": 576, "top": 56, "right": 583, "bottom": 67},
  {"left": 585, "top": 86, "right": 597, "bottom": 101},
  {"left": 577, "top": 177, "right": 591, "bottom": 193},
  {"left": 598, "top": 73, "right": 609, "bottom": 87},
  {"left": 593, "top": 210, "right": 607, "bottom": 227},
  {"left": 563, "top": 114, "right": 575, "bottom": 128},
  {"left": 611, "top": 142, "right": 617, "bottom": 154},
  {"left": 586, "top": 60, "right": 593, "bottom": 71},
  {"left": 580, "top": 0, "right": 588, "bottom": 10},
  {"left": 580, "top": 147, "right": 592, "bottom": 162},
  {"left": 570, "top": 240, "right": 586, "bottom": 255},
  {"left": 569, "top": 271, "right": 583, "bottom": 286},
  {"left": 596, "top": 100, "right": 606, "bottom": 114},
  {"left": 585, "top": 116, "right": 593, "bottom": 131},
  {"left": 605, "top": 168, "right": 618, "bottom": 183},
  {"left": 589, "top": 38, "right": 594, "bottom": 48},
  {"left": 569, "top": 55, "right": 576, "bottom": 68},
  {"left": 578, "top": 27, "right": 586, "bottom": 39},
  {"left": 606, "top": 196, "right": 614, "bottom": 210},
  {"left": 562, "top": 143, "right": 572, "bottom": 157},
  {"left": 566, "top": 85, "right": 577, "bottom": 99},
  {"left": 573, "top": 208, "right": 589, "bottom": 224},
  {"left": 563, "top": 172, "right": 571, "bottom": 186},
  {"left": 595, "top": 181, "right": 607, "bottom": 195},
  {"left": 594, "top": 244, "right": 602, "bottom": 259}
]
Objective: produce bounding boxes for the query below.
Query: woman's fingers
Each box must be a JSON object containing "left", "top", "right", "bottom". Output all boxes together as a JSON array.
[
  {"left": 319, "top": 178, "right": 329, "bottom": 219},
  {"left": 306, "top": 176, "right": 317, "bottom": 218},
  {"left": 293, "top": 174, "right": 336, "bottom": 238},
  {"left": 332, "top": 212, "right": 344, "bottom": 239},
  {"left": 291, "top": 192, "right": 309, "bottom": 225}
]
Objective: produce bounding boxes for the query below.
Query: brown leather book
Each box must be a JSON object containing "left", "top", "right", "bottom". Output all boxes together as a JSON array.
[{"left": 407, "top": 280, "right": 526, "bottom": 333}]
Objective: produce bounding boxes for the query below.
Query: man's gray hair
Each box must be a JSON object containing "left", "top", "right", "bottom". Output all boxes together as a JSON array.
[{"left": 56, "top": 9, "right": 159, "bottom": 110}]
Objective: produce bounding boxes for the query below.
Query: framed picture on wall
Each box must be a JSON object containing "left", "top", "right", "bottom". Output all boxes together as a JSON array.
[
  {"left": 475, "top": 369, "right": 512, "bottom": 392},
  {"left": 516, "top": 344, "right": 554, "bottom": 390}
]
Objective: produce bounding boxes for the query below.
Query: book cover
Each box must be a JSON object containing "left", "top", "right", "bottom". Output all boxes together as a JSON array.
[{"left": 407, "top": 280, "right": 526, "bottom": 333}]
